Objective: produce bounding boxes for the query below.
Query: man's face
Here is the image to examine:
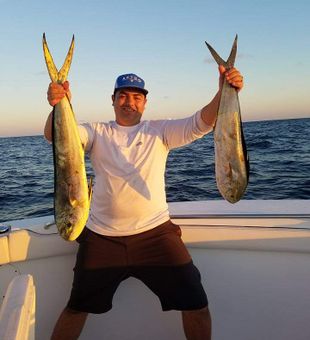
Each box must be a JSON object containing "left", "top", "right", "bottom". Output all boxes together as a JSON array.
[{"left": 112, "top": 89, "right": 147, "bottom": 126}]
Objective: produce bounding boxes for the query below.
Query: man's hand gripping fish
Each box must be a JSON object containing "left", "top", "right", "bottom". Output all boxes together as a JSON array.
[
  {"left": 43, "top": 34, "right": 92, "bottom": 240},
  {"left": 205, "top": 35, "right": 249, "bottom": 203}
]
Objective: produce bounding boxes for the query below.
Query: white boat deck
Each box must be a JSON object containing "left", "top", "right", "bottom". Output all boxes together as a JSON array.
[{"left": 0, "top": 200, "right": 310, "bottom": 340}]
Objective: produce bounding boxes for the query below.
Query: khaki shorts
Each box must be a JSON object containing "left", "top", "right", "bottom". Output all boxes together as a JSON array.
[{"left": 67, "top": 220, "right": 208, "bottom": 313}]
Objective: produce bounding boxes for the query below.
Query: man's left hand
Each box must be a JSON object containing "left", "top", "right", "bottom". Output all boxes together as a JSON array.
[{"left": 219, "top": 65, "right": 244, "bottom": 92}]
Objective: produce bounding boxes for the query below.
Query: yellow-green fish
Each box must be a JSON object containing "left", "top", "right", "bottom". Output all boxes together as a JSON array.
[
  {"left": 43, "top": 34, "right": 92, "bottom": 240},
  {"left": 205, "top": 35, "right": 249, "bottom": 203}
]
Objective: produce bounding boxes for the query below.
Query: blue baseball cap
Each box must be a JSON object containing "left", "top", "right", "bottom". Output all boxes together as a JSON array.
[{"left": 114, "top": 73, "right": 148, "bottom": 95}]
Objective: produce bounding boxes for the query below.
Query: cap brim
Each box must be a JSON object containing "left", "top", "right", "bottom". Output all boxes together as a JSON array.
[{"left": 114, "top": 86, "right": 148, "bottom": 95}]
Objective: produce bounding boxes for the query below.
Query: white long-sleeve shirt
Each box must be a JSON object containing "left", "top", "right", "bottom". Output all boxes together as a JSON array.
[{"left": 78, "top": 110, "right": 213, "bottom": 236}]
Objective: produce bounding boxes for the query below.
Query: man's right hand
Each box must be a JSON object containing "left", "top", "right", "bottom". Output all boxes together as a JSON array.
[{"left": 47, "top": 81, "right": 71, "bottom": 106}]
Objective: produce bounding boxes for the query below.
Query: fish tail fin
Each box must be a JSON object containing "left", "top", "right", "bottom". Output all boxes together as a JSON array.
[
  {"left": 205, "top": 41, "right": 227, "bottom": 67},
  {"left": 226, "top": 34, "right": 238, "bottom": 68},
  {"left": 58, "top": 35, "right": 75, "bottom": 83},
  {"left": 42, "top": 33, "right": 74, "bottom": 83},
  {"left": 43, "top": 33, "right": 59, "bottom": 82},
  {"left": 205, "top": 34, "right": 238, "bottom": 69}
]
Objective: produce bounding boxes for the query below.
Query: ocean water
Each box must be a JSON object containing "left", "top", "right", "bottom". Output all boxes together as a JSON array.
[{"left": 0, "top": 118, "right": 309, "bottom": 222}]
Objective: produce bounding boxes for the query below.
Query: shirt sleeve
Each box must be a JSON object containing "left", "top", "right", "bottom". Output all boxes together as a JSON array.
[
  {"left": 160, "top": 110, "right": 214, "bottom": 150},
  {"left": 77, "top": 123, "right": 95, "bottom": 152}
]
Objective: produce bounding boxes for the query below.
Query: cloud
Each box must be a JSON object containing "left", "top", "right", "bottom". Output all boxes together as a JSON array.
[
  {"left": 295, "top": 61, "right": 304, "bottom": 67},
  {"left": 204, "top": 58, "right": 215, "bottom": 64},
  {"left": 238, "top": 53, "right": 254, "bottom": 60},
  {"left": 34, "top": 70, "right": 47, "bottom": 76}
]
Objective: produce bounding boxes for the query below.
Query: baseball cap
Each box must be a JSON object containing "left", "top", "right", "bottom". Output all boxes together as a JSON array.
[{"left": 114, "top": 73, "right": 148, "bottom": 95}]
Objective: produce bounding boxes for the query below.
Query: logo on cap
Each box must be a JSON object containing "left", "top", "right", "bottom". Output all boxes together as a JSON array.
[{"left": 122, "top": 75, "right": 142, "bottom": 83}]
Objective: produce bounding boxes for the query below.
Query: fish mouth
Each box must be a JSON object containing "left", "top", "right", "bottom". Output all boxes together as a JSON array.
[{"left": 60, "top": 223, "right": 73, "bottom": 240}]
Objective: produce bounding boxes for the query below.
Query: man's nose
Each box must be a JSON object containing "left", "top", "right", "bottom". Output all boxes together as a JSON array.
[{"left": 125, "top": 95, "right": 134, "bottom": 106}]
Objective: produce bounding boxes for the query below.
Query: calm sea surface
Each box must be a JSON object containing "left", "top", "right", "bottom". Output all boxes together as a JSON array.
[{"left": 0, "top": 118, "right": 309, "bottom": 222}]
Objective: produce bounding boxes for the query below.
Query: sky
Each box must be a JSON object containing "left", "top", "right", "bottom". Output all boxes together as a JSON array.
[{"left": 0, "top": 0, "right": 309, "bottom": 137}]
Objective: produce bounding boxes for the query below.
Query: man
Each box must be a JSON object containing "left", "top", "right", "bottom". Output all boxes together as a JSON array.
[{"left": 45, "top": 66, "right": 244, "bottom": 340}]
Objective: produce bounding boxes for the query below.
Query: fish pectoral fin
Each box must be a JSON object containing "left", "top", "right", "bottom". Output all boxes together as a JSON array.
[
  {"left": 225, "top": 163, "right": 233, "bottom": 178},
  {"left": 69, "top": 198, "right": 78, "bottom": 208},
  {"left": 67, "top": 184, "right": 79, "bottom": 208}
]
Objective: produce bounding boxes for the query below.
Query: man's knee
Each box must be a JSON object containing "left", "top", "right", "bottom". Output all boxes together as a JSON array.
[
  {"left": 182, "top": 306, "right": 211, "bottom": 320},
  {"left": 64, "top": 307, "right": 88, "bottom": 316},
  {"left": 182, "top": 307, "right": 212, "bottom": 340}
]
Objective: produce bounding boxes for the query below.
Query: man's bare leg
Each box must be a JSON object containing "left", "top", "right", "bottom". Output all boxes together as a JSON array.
[
  {"left": 182, "top": 306, "right": 212, "bottom": 340},
  {"left": 51, "top": 307, "right": 88, "bottom": 340}
]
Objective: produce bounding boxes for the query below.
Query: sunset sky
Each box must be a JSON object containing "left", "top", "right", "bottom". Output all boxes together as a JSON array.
[{"left": 0, "top": 0, "right": 309, "bottom": 137}]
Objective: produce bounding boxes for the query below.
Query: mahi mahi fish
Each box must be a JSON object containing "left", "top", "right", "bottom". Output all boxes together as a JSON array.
[
  {"left": 43, "top": 34, "right": 92, "bottom": 240},
  {"left": 205, "top": 35, "right": 249, "bottom": 203}
]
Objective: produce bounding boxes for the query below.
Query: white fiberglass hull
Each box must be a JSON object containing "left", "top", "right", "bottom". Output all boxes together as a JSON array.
[{"left": 1, "top": 200, "right": 310, "bottom": 340}]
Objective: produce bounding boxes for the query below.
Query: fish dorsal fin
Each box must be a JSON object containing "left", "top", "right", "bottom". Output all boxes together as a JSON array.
[
  {"left": 205, "top": 34, "right": 238, "bottom": 69},
  {"left": 43, "top": 33, "right": 75, "bottom": 84},
  {"left": 88, "top": 176, "right": 93, "bottom": 202}
]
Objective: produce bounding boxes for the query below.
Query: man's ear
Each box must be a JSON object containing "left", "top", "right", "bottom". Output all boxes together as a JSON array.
[{"left": 111, "top": 94, "right": 115, "bottom": 106}]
